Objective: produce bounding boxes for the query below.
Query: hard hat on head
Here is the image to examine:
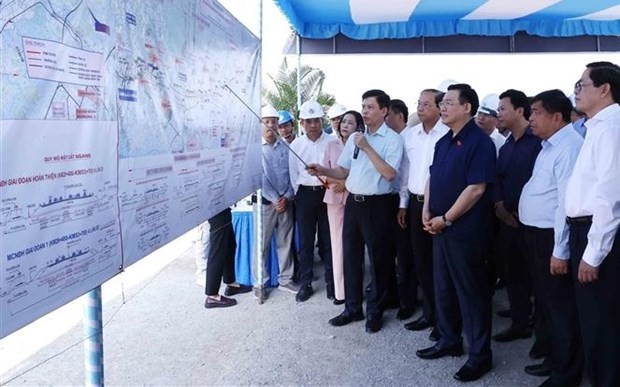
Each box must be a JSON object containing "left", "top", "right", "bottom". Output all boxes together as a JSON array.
[
  {"left": 437, "top": 79, "right": 459, "bottom": 93},
  {"left": 261, "top": 104, "right": 279, "bottom": 118},
  {"left": 278, "top": 110, "right": 294, "bottom": 125},
  {"left": 299, "top": 100, "right": 324, "bottom": 119},
  {"left": 477, "top": 94, "right": 499, "bottom": 117},
  {"left": 327, "top": 103, "right": 347, "bottom": 119}
]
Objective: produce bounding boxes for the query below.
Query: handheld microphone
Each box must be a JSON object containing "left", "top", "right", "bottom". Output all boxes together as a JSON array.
[{"left": 353, "top": 124, "right": 365, "bottom": 159}]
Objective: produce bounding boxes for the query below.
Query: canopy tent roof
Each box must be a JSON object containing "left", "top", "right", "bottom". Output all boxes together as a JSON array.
[{"left": 275, "top": 0, "right": 620, "bottom": 53}]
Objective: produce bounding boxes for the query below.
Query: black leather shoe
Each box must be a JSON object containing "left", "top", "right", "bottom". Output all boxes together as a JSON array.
[
  {"left": 496, "top": 308, "right": 511, "bottom": 318},
  {"left": 529, "top": 341, "right": 548, "bottom": 360},
  {"left": 525, "top": 363, "right": 551, "bottom": 377},
  {"left": 204, "top": 295, "right": 237, "bottom": 309},
  {"left": 365, "top": 316, "right": 382, "bottom": 333},
  {"left": 429, "top": 327, "right": 440, "bottom": 342},
  {"left": 493, "top": 326, "right": 532, "bottom": 342},
  {"left": 329, "top": 311, "right": 364, "bottom": 326},
  {"left": 397, "top": 306, "right": 415, "bottom": 320},
  {"left": 295, "top": 284, "right": 314, "bottom": 302},
  {"left": 224, "top": 284, "right": 252, "bottom": 296},
  {"left": 454, "top": 360, "right": 492, "bottom": 382},
  {"left": 333, "top": 298, "right": 345, "bottom": 305},
  {"left": 405, "top": 316, "right": 432, "bottom": 331},
  {"left": 416, "top": 344, "right": 463, "bottom": 360}
]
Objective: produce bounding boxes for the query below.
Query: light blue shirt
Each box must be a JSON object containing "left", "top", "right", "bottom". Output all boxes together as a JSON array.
[
  {"left": 338, "top": 122, "right": 404, "bottom": 195},
  {"left": 262, "top": 139, "right": 294, "bottom": 202},
  {"left": 572, "top": 117, "right": 587, "bottom": 138},
  {"left": 519, "top": 124, "right": 583, "bottom": 259}
]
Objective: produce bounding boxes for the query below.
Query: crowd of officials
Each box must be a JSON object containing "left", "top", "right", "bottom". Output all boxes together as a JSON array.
[{"left": 201, "top": 61, "right": 620, "bottom": 386}]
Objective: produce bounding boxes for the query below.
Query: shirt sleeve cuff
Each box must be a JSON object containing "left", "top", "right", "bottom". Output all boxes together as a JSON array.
[
  {"left": 552, "top": 245, "right": 569, "bottom": 260},
  {"left": 582, "top": 246, "right": 605, "bottom": 267},
  {"left": 399, "top": 196, "right": 409, "bottom": 209}
]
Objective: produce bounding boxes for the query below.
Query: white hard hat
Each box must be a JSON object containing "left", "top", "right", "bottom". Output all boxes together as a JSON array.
[
  {"left": 261, "top": 104, "right": 279, "bottom": 118},
  {"left": 477, "top": 94, "right": 499, "bottom": 117},
  {"left": 327, "top": 103, "right": 347, "bottom": 119},
  {"left": 437, "top": 79, "right": 459, "bottom": 93},
  {"left": 299, "top": 100, "right": 324, "bottom": 119}
]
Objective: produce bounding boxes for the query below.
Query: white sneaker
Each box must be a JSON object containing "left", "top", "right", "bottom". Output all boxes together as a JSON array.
[{"left": 279, "top": 282, "right": 299, "bottom": 294}]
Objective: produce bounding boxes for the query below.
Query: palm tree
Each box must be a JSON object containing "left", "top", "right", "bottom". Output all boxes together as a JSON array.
[{"left": 263, "top": 58, "right": 335, "bottom": 118}]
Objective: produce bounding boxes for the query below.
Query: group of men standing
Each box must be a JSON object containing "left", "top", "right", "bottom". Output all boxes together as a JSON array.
[{"left": 257, "top": 61, "right": 620, "bottom": 386}]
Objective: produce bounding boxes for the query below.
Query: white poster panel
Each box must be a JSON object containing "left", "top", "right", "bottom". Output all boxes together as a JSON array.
[
  {"left": 115, "top": 0, "right": 262, "bottom": 265},
  {"left": 1, "top": 0, "right": 261, "bottom": 337}
]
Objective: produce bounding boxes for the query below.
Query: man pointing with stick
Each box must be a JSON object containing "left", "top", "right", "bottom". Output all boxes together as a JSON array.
[{"left": 308, "top": 89, "right": 404, "bottom": 333}]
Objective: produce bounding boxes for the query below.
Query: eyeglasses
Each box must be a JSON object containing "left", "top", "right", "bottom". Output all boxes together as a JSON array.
[
  {"left": 574, "top": 80, "right": 594, "bottom": 92},
  {"left": 438, "top": 100, "right": 458, "bottom": 108}
]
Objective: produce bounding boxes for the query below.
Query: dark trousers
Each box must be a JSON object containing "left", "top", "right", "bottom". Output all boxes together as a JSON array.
[
  {"left": 569, "top": 220, "right": 620, "bottom": 387},
  {"left": 295, "top": 186, "right": 332, "bottom": 288},
  {"left": 408, "top": 198, "right": 434, "bottom": 323},
  {"left": 343, "top": 194, "right": 393, "bottom": 318},
  {"left": 394, "top": 200, "right": 417, "bottom": 310},
  {"left": 205, "top": 208, "right": 236, "bottom": 296},
  {"left": 498, "top": 223, "right": 532, "bottom": 330},
  {"left": 523, "top": 226, "right": 582, "bottom": 386},
  {"left": 434, "top": 233, "right": 491, "bottom": 364}
]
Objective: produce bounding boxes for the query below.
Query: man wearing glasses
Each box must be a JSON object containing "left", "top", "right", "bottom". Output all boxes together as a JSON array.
[
  {"left": 565, "top": 61, "right": 620, "bottom": 387},
  {"left": 415, "top": 84, "right": 496, "bottom": 382}
]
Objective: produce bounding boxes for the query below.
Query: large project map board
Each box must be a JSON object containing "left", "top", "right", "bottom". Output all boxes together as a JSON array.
[{"left": 0, "top": 0, "right": 261, "bottom": 338}]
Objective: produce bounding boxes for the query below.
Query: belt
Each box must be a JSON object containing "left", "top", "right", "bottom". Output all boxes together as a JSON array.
[
  {"left": 566, "top": 215, "right": 592, "bottom": 225},
  {"left": 351, "top": 193, "right": 390, "bottom": 203},
  {"left": 299, "top": 185, "right": 325, "bottom": 191},
  {"left": 409, "top": 193, "right": 424, "bottom": 203},
  {"left": 261, "top": 197, "right": 272, "bottom": 205}
]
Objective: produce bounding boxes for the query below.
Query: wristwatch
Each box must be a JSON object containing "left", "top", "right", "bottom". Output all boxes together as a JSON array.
[{"left": 442, "top": 215, "right": 453, "bottom": 227}]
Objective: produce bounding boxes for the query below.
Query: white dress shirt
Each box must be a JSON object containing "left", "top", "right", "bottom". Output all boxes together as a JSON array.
[
  {"left": 399, "top": 120, "right": 449, "bottom": 208},
  {"left": 519, "top": 124, "right": 583, "bottom": 259},
  {"left": 288, "top": 132, "right": 337, "bottom": 193},
  {"left": 565, "top": 104, "right": 620, "bottom": 267}
]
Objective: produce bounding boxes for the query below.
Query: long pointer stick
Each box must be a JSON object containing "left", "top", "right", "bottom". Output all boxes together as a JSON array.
[{"left": 223, "top": 84, "right": 329, "bottom": 189}]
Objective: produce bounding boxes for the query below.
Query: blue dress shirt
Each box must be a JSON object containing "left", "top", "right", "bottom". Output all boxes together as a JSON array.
[
  {"left": 262, "top": 139, "right": 294, "bottom": 202},
  {"left": 338, "top": 123, "right": 404, "bottom": 195},
  {"left": 519, "top": 124, "right": 583, "bottom": 259}
]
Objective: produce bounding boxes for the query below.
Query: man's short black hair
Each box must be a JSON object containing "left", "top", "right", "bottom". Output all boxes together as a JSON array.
[{"left": 447, "top": 84, "right": 479, "bottom": 117}]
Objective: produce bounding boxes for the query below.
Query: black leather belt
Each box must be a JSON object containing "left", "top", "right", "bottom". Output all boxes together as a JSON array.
[
  {"left": 566, "top": 215, "right": 592, "bottom": 225},
  {"left": 351, "top": 193, "right": 390, "bottom": 203},
  {"left": 410, "top": 193, "right": 424, "bottom": 202},
  {"left": 299, "top": 185, "right": 324, "bottom": 191}
]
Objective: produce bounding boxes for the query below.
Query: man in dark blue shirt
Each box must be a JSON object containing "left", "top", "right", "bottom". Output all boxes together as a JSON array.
[
  {"left": 415, "top": 84, "right": 496, "bottom": 382},
  {"left": 493, "top": 89, "right": 542, "bottom": 345}
]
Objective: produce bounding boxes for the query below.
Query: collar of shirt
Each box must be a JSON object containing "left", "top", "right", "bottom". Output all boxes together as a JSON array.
[
  {"left": 506, "top": 126, "right": 535, "bottom": 143},
  {"left": 584, "top": 103, "right": 620, "bottom": 133},
  {"left": 413, "top": 120, "right": 445, "bottom": 136},
  {"left": 451, "top": 118, "right": 478, "bottom": 143},
  {"left": 543, "top": 123, "right": 574, "bottom": 149},
  {"left": 369, "top": 122, "right": 389, "bottom": 137}
]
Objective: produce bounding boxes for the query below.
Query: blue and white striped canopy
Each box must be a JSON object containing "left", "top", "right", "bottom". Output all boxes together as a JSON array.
[{"left": 274, "top": 0, "right": 620, "bottom": 40}]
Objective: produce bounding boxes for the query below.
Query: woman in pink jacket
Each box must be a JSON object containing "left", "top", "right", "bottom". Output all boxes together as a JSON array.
[{"left": 322, "top": 110, "right": 363, "bottom": 304}]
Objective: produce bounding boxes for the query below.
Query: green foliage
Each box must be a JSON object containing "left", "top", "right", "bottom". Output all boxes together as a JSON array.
[{"left": 263, "top": 58, "right": 336, "bottom": 122}]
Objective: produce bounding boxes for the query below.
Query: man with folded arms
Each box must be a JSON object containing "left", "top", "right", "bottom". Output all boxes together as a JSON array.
[
  {"left": 565, "top": 61, "right": 620, "bottom": 387},
  {"left": 519, "top": 90, "right": 583, "bottom": 386},
  {"left": 308, "top": 89, "right": 403, "bottom": 334}
]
